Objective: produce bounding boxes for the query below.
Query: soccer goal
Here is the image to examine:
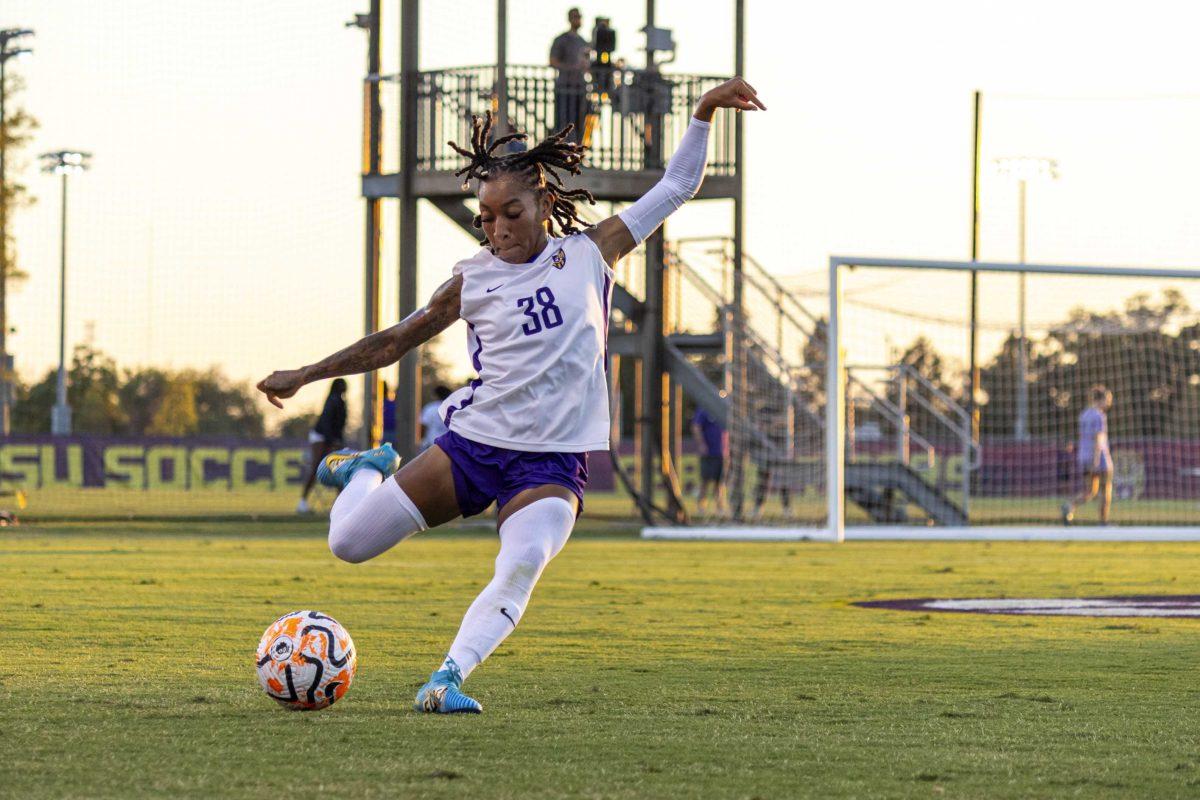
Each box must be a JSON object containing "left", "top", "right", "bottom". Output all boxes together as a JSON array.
[{"left": 644, "top": 256, "right": 1200, "bottom": 541}]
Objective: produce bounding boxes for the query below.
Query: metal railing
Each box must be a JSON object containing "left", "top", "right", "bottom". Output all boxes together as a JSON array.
[
  {"left": 845, "top": 363, "right": 981, "bottom": 512},
  {"left": 846, "top": 372, "right": 939, "bottom": 471},
  {"left": 403, "top": 65, "right": 736, "bottom": 175},
  {"left": 669, "top": 245, "right": 825, "bottom": 449},
  {"left": 674, "top": 237, "right": 824, "bottom": 360}
]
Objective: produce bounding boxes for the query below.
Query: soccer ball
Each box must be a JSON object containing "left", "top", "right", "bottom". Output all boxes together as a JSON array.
[{"left": 255, "top": 610, "right": 357, "bottom": 710}]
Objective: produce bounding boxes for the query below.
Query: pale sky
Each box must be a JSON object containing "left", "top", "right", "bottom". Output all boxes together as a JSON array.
[{"left": 8, "top": 0, "right": 1200, "bottom": 423}]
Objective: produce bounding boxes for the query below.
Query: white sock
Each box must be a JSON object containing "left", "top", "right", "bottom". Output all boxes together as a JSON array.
[
  {"left": 441, "top": 497, "right": 575, "bottom": 681},
  {"left": 330, "top": 469, "right": 381, "bottom": 522},
  {"left": 327, "top": 471, "right": 428, "bottom": 563}
]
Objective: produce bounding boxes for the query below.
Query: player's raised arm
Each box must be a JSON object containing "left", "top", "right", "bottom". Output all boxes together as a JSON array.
[
  {"left": 585, "top": 77, "right": 766, "bottom": 265},
  {"left": 256, "top": 274, "right": 463, "bottom": 409}
]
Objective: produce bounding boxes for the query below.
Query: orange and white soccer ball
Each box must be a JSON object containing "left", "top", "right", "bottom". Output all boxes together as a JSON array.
[{"left": 255, "top": 610, "right": 357, "bottom": 710}]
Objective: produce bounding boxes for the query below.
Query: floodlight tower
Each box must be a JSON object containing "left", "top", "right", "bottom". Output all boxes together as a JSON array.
[
  {"left": 348, "top": 2, "right": 383, "bottom": 446},
  {"left": 41, "top": 150, "right": 92, "bottom": 436},
  {"left": 0, "top": 27, "right": 34, "bottom": 436},
  {"left": 994, "top": 155, "right": 1059, "bottom": 442}
]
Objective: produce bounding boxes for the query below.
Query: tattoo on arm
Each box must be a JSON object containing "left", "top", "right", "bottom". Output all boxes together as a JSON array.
[{"left": 301, "top": 275, "right": 462, "bottom": 383}]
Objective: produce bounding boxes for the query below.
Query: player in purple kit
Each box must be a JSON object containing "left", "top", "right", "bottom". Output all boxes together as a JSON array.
[
  {"left": 691, "top": 406, "right": 728, "bottom": 515},
  {"left": 1061, "top": 385, "right": 1114, "bottom": 525}
]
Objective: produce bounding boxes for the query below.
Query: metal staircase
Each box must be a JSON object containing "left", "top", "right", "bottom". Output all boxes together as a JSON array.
[
  {"left": 844, "top": 462, "right": 968, "bottom": 526},
  {"left": 844, "top": 363, "right": 979, "bottom": 523},
  {"left": 669, "top": 237, "right": 976, "bottom": 526}
]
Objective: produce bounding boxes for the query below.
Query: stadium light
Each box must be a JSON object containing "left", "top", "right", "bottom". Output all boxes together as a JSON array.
[
  {"left": 0, "top": 27, "right": 35, "bottom": 437},
  {"left": 994, "top": 156, "right": 1060, "bottom": 441},
  {"left": 0, "top": 30, "right": 34, "bottom": 66},
  {"left": 40, "top": 150, "right": 92, "bottom": 436},
  {"left": 45, "top": 151, "right": 89, "bottom": 173},
  {"left": 994, "top": 156, "right": 1059, "bottom": 184}
]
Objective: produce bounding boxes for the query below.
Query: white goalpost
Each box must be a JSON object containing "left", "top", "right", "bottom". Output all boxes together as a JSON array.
[{"left": 644, "top": 256, "right": 1200, "bottom": 542}]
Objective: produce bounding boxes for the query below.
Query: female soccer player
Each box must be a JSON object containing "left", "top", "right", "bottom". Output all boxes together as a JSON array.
[
  {"left": 1061, "top": 385, "right": 1115, "bottom": 525},
  {"left": 296, "top": 378, "right": 347, "bottom": 514},
  {"left": 257, "top": 77, "right": 765, "bottom": 713}
]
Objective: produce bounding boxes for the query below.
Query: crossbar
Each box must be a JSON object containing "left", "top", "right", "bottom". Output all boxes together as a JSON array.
[{"left": 831, "top": 255, "right": 1200, "bottom": 280}]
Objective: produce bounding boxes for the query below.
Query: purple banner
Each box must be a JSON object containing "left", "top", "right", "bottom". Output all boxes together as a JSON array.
[
  {"left": 977, "top": 439, "right": 1200, "bottom": 500},
  {"left": 0, "top": 435, "right": 628, "bottom": 492},
  {"left": 0, "top": 435, "right": 310, "bottom": 490}
]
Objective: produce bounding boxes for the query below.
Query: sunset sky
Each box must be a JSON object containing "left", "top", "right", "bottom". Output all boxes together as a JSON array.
[{"left": 8, "top": 0, "right": 1200, "bottom": 423}]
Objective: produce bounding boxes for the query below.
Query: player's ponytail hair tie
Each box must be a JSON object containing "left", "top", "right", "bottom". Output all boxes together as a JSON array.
[{"left": 449, "top": 111, "right": 596, "bottom": 243}]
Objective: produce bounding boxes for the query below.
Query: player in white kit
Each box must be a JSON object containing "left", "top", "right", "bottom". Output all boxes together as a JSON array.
[
  {"left": 257, "top": 77, "right": 765, "bottom": 713},
  {"left": 1061, "top": 385, "right": 1115, "bottom": 525}
]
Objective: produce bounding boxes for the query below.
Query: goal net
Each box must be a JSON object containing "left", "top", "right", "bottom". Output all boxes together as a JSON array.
[
  {"left": 832, "top": 256, "right": 1200, "bottom": 535},
  {"left": 648, "top": 256, "right": 1200, "bottom": 540},
  {"left": 647, "top": 92, "right": 1200, "bottom": 540}
]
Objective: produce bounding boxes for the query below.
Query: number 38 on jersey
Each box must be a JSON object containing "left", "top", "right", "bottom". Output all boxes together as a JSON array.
[{"left": 517, "top": 287, "right": 564, "bottom": 336}]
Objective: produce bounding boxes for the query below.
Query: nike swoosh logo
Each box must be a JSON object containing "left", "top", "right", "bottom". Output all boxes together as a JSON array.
[
  {"left": 486, "top": 284, "right": 504, "bottom": 293},
  {"left": 499, "top": 607, "right": 517, "bottom": 628}
]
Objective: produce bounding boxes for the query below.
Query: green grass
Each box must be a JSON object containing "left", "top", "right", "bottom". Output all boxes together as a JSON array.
[
  {"left": 6, "top": 520, "right": 1200, "bottom": 798},
  {"left": 11, "top": 487, "right": 646, "bottom": 522},
  {"left": 16, "top": 484, "right": 1200, "bottom": 527}
]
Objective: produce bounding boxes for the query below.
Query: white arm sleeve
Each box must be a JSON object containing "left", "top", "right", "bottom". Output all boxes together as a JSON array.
[{"left": 617, "top": 117, "right": 710, "bottom": 245}]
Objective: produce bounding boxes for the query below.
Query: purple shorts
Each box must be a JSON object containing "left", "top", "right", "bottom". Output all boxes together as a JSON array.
[{"left": 434, "top": 430, "right": 588, "bottom": 518}]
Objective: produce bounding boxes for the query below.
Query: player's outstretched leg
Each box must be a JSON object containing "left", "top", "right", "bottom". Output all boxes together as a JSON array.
[
  {"left": 414, "top": 495, "right": 575, "bottom": 714},
  {"left": 320, "top": 443, "right": 430, "bottom": 563}
]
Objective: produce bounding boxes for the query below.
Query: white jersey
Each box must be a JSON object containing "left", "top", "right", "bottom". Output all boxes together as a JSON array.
[{"left": 439, "top": 233, "right": 614, "bottom": 452}]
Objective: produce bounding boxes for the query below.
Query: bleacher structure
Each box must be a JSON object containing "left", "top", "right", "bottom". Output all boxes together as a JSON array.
[{"left": 652, "top": 243, "right": 981, "bottom": 535}]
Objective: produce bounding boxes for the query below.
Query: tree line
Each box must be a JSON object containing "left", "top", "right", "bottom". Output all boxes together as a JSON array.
[
  {"left": 795, "top": 289, "right": 1200, "bottom": 442},
  {"left": 12, "top": 344, "right": 280, "bottom": 437},
  {"left": 12, "top": 343, "right": 461, "bottom": 440},
  {"left": 978, "top": 289, "right": 1200, "bottom": 440}
]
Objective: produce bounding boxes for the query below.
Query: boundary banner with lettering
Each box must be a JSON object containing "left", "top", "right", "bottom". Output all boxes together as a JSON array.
[
  {"left": 0, "top": 435, "right": 309, "bottom": 491},
  {"left": 0, "top": 436, "right": 627, "bottom": 493}
]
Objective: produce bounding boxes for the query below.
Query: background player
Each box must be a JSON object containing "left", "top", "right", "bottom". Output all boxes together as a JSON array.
[
  {"left": 1062, "top": 385, "right": 1114, "bottom": 525},
  {"left": 296, "top": 378, "right": 347, "bottom": 514},
  {"left": 691, "top": 405, "right": 727, "bottom": 515},
  {"left": 419, "top": 385, "right": 453, "bottom": 452},
  {"left": 258, "top": 78, "right": 766, "bottom": 713}
]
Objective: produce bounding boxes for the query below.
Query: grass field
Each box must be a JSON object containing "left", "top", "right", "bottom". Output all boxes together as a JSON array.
[
  {"left": 11, "top": 487, "right": 643, "bottom": 522},
  {"left": 14, "top": 485, "right": 1200, "bottom": 526},
  {"left": 6, "top": 519, "right": 1200, "bottom": 798}
]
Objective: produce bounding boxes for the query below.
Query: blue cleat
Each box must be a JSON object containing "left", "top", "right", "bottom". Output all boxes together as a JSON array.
[
  {"left": 316, "top": 443, "right": 402, "bottom": 490},
  {"left": 414, "top": 658, "right": 482, "bottom": 714}
]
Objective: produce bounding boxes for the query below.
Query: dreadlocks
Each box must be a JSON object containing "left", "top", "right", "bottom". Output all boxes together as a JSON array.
[{"left": 449, "top": 111, "right": 596, "bottom": 243}]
